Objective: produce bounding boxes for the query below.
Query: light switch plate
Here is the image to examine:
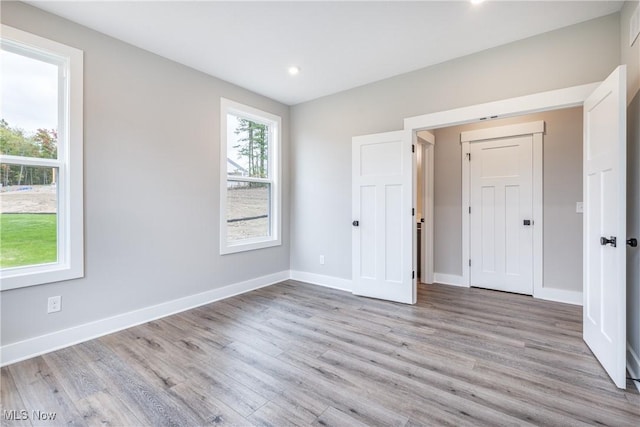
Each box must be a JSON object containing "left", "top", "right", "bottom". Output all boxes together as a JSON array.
[{"left": 576, "top": 202, "right": 584, "bottom": 214}]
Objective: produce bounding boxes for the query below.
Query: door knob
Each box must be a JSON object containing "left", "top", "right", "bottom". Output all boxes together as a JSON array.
[
  {"left": 600, "top": 236, "right": 617, "bottom": 247},
  {"left": 628, "top": 238, "right": 638, "bottom": 247},
  {"left": 352, "top": 220, "right": 359, "bottom": 227}
]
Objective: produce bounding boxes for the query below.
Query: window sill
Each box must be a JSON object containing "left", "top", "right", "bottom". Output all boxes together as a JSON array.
[
  {"left": 0, "top": 263, "right": 84, "bottom": 291},
  {"left": 220, "top": 238, "right": 281, "bottom": 255}
]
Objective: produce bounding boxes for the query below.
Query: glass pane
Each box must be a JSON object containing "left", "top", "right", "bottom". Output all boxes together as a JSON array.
[
  {"left": 0, "top": 164, "right": 58, "bottom": 268},
  {"left": 227, "top": 114, "right": 269, "bottom": 179},
  {"left": 0, "top": 49, "right": 59, "bottom": 158},
  {"left": 226, "top": 181, "right": 270, "bottom": 242}
]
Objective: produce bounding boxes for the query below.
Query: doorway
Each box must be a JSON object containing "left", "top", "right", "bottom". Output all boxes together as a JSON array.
[
  {"left": 353, "top": 81, "right": 603, "bottom": 302},
  {"left": 462, "top": 121, "right": 544, "bottom": 295},
  {"left": 400, "top": 70, "right": 628, "bottom": 389},
  {"left": 404, "top": 83, "right": 597, "bottom": 301},
  {"left": 415, "top": 130, "right": 434, "bottom": 284}
]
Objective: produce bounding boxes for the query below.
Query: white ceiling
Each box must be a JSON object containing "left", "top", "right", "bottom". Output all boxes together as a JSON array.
[{"left": 27, "top": 1, "right": 623, "bottom": 106}]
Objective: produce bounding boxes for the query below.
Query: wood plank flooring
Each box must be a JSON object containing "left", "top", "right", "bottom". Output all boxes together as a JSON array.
[{"left": 1, "top": 281, "right": 639, "bottom": 426}]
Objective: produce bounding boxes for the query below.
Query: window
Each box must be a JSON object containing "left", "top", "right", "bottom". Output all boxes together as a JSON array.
[
  {"left": 0, "top": 25, "right": 83, "bottom": 290},
  {"left": 220, "top": 98, "right": 281, "bottom": 254}
]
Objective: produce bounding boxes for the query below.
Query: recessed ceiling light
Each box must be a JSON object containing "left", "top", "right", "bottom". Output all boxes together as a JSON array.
[
  {"left": 471, "top": 0, "right": 485, "bottom": 4},
  {"left": 288, "top": 66, "right": 300, "bottom": 76}
]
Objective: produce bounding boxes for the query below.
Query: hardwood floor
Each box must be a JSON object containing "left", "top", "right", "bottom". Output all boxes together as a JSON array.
[{"left": 1, "top": 281, "right": 639, "bottom": 426}]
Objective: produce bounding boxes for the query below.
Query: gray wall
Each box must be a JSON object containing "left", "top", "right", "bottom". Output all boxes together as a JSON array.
[
  {"left": 621, "top": 1, "right": 640, "bottom": 378},
  {"left": 290, "top": 13, "right": 620, "bottom": 283},
  {"left": 0, "top": 2, "right": 290, "bottom": 346},
  {"left": 433, "top": 108, "right": 583, "bottom": 292}
]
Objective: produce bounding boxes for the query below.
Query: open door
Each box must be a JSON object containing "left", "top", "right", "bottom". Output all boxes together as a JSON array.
[
  {"left": 352, "top": 130, "right": 415, "bottom": 304},
  {"left": 583, "top": 65, "right": 627, "bottom": 388}
]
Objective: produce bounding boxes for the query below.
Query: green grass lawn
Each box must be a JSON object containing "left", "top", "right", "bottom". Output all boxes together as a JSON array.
[{"left": 0, "top": 214, "right": 57, "bottom": 268}]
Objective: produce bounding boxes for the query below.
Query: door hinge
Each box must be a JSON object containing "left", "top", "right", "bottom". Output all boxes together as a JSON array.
[
  {"left": 469, "top": 206, "right": 471, "bottom": 214},
  {"left": 469, "top": 259, "right": 471, "bottom": 267},
  {"left": 466, "top": 153, "right": 471, "bottom": 161},
  {"left": 412, "top": 144, "right": 415, "bottom": 153},
  {"left": 412, "top": 208, "right": 415, "bottom": 216},
  {"left": 412, "top": 271, "right": 415, "bottom": 279}
]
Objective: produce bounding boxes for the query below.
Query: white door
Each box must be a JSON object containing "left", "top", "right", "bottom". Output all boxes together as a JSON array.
[
  {"left": 352, "top": 130, "right": 415, "bottom": 304},
  {"left": 583, "top": 65, "right": 627, "bottom": 389},
  {"left": 470, "top": 135, "right": 534, "bottom": 295}
]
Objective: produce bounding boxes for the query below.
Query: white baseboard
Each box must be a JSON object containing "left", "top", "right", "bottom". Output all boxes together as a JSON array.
[
  {"left": 433, "top": 273, "right": 467, "bottom": 287},
  {"left": 0, "top": 270, "right": 289, "bottom": 367},
  {"left": 534, "top": 287, "right": 582, "bottom": 306},
  {"left": 289, "top": 270, "right": 352, "bottom": 292},
  {"left": 431, "top": 274, "right": 582, "bottom": 306},
  {"left": 628, "top": 343, "right": 640, "bottom": 392},
  {"left": 0, "top": 268, "right": 592, "bottom": 367}
]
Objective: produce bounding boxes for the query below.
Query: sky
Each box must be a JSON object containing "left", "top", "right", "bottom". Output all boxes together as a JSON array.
[{"left": 1, "top": 49, "right": 58, "bottom": 136}]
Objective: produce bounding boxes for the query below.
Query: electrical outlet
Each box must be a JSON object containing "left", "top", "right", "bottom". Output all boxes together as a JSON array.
[
  {"left": 47, "top": 296, "right": 61, "bottom": 313},
  {"left": 319, "top": 255, "right": 325, "bottom": 265},
  {"left": 576, "top": 202, "right": 584, "bottom": 214}
]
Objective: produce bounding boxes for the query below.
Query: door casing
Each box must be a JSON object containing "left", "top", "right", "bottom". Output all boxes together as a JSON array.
[{"left": 416, "top": 131, "right": 435, "bottom": 284}]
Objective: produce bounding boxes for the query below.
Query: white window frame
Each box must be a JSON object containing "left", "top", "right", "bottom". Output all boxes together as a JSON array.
[
  {"left": 0, "top": 25, "right": 84, "bottom": 290},
  {"left": 220, "top": 98, "right": 281, "bottom": 254}
]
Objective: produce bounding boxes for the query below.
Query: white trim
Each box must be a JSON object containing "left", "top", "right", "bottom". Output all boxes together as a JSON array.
[
  {"left": 461, "top": 140, "right": 471, "bottom": 286},
  {"left": 534, "top": 287, "right": 582, "bottom": 306},
  {"left": 462, "top": 122, "right": 544, "bottom": 295},
  {"left": 0, "top": 271, "right": 289, "bottom": 367},
  {"left": 1, "top": 24, "right": 81, "bottom": 60},
  {"left": 0, "top": 25, "right": 84, "bottom": 291},
  {"left": 403, "top": 82, "right": 599, "bottom": 130},
  {"left": 425, "top": 138, "right": 434, "bottom": 284},
  {"left": 627, "top": 343, "right": 640, "bottom": 392},
  {"left": 219, "top": 98, "right": 282, "bottom": 255},
  {"left": 460, "top": 120, "right": 545, "bottom": 142},
  {"left": 415, "top": 132, "right": 435, "bottom": 285},
  {"left": 289, "top": 270, "right": 352, "bottom": 292},
  {"left": 532, "top": 132, "right": 544, "bottom": 300},
  {"left": 433, "top": 273, "right": 467, "bottom": 287},
  {"left": 416, "top": 130, "right": 435, "bottom": 144}
]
